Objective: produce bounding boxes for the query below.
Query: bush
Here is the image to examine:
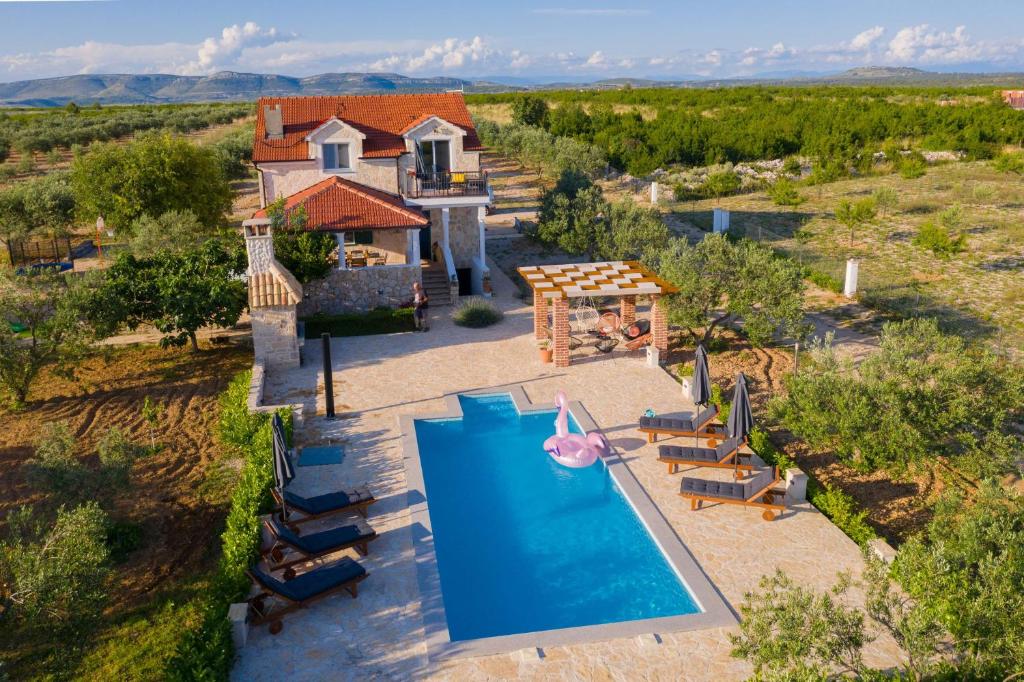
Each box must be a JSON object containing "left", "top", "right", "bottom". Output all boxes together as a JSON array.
[
  {"left": 452, "top": 298, "right": 504, "bottom": 328},
  {"left": 24, "top": 422, "right": 86, "bottom": 493},
  {"left": 805, "top": 269, "right": 843, "bottom": 293},
  {"left": 510, "top": 95, "right": 548, "bottom": 127},
  {"left": 912, "top": 220, "right": 966, "bottom": 258},
  {"left": 898, "top": 154, "right": 927, "bottom": 179},
  {"left": 809, "top": 487, "right": 876, "bottom": 545},
  {"left": 768, "top": 178, "right": 805, "bottom": 206},
  {"left": 0, "top": 502, "right": 110, "bottom": 633},
  {"left": 97, "top": 428, "right": 143, "bottom": 487},
  {"left": 165, "top": 370, "right": 291, "bottom": 679},
  {"left": 302, "top": 307, "right": 415, "bottom": 338},
  {"left": 992, "top": 151, "right": 1024, "bottom": 174}
]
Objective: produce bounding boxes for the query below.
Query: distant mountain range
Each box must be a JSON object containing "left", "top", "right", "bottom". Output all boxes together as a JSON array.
[{"left": 1, "top": 67, "right": 1023, "bottom": 106}]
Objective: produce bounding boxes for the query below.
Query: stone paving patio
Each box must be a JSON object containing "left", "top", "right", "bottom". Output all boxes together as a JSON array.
[{"left": 233, "top": 258, "right": 904, "bottom": 681}]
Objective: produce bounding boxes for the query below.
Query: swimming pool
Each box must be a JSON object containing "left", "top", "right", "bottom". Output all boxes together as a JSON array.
[{"left": 411, "top": 392, "right": 703, "bottom": 643}]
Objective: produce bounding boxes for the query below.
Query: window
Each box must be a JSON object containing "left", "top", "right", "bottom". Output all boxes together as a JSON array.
[
  {"left": 343, "top": 230, "right": 374, "bottom": 245},
  {"left": 323, "top": 143, "right": 351, "bottom": 171},
  {"left": 417, "top": 139, "right": 451, "bottom": 173}
]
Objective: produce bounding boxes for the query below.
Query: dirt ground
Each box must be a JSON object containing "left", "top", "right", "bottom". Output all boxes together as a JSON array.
[{"left": 0, "top": 343, "right": 251, "bottom": 609}]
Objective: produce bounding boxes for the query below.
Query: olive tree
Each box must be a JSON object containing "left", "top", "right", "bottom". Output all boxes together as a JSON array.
[
  {"left": 510, "top": 95, "right": 549, "bottom": 128},
  {"left": 647, "top": 233, "right": 806, "bottom": 347}
]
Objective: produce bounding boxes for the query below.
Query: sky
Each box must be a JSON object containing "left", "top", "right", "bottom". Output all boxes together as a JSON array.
[{"left": 1, "top": 0, "right": 1024, "bottom": 83}]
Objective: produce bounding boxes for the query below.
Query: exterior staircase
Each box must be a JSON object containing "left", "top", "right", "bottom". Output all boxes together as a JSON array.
[{"left": 421, "top": 263, "right": 452, "bottom": 306}]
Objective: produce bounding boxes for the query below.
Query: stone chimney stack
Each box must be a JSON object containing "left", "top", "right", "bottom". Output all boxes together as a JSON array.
[
  {"left": 243, "top": 222, "right": 275, "bottom": 275},
  {"left": 263, "top": 104, "right": 284, "bottom": 140}
]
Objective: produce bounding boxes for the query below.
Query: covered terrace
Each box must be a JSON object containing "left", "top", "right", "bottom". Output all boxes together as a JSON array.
[{"left": 517, "top": 261, "right": 679, "bottom": 367}]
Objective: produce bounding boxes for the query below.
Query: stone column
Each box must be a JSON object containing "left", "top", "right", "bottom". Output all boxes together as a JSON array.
[
  {"left": 335, "top": 233, "right": 347, "bottom": 270},
  {"left": 441, "top": 207, "right": 450, "bottom": 251},
  {"left": 553, "top": 297, "right": 570, "bottom": 367},
  {"left": 620, "top": 295, "right": 636, "bottom": 327},
  {"left": 651, "top": 295, "right": 669, "bottom": 356},
  {"left": 477, "top": 206, "right": 486, "bottom": 264},
  {"left": 534, "top": 290, "right": 548, "bottom": 340}
]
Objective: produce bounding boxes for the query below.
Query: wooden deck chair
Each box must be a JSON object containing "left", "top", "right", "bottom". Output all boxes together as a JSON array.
[
  {"left": 657, "top": 437, "right": 754, "bottom": 476},
  {"left": 272, "top": 485, "right": 376, "bottom": 526},
  {"left": 247, "top": 557, "right": 367, "bottom": 634},
  {"left": 638, "top": 404, "right": 722, "bottom": 443},
  {"left": 262, "top": 516, "right": 377, "bottom": 572},
  {"left": 679, "top": 466, "right": 786, "bottom": 521}
]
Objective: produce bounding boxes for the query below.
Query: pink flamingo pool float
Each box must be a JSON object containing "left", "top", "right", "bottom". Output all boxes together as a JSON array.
[{"left": 543, "top": 391, "right": 608, "bottom": 468}]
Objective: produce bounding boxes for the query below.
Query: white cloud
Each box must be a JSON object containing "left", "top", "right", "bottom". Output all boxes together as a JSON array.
[
  {"left": 850, "top": 26, "right": 885, "bottom": 51},
  {"left": 189, "top": 22, "right": 285, "bottom": 74},
  {"left": 585, "top": 50, "right": 606, "bottom": 67},
  {"left": 885, "top": 24, "right": 981, "bottom": 63}
]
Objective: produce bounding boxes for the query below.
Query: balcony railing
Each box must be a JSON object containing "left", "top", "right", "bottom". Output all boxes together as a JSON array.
[{"left": 406, "top": 170, "right": 488, "bottom": 199}]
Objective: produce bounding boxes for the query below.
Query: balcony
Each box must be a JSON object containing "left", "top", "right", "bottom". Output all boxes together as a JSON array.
[{"left": 405, "top": 170, "right": 489, "bottom": 199}]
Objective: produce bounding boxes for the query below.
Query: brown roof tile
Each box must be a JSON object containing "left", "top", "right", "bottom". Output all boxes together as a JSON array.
[{"left": 253, "top": 92, "right": 483, "bottom": 163}]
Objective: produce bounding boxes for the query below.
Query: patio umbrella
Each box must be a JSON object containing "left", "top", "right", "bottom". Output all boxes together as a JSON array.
[
  {"left": 727, "top": 372, "right": 754, "bottom": 445},
  {"left": 272, "top": 413, "right": 294, "bottom": 490},
  {"left": 690, "top": 344, "right": 712, "bottom": 445}
]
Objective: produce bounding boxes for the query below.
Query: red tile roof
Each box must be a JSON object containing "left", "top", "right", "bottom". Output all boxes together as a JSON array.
[
  {"left": 253, "top": 92, "right": 484, "bottom": 163},
  {"left": 253, "top": 176, "right": 429, "bottom": 232}
]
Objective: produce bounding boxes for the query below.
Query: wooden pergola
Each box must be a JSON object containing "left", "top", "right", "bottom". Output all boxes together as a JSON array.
[{"left": 517, "top": 261, "right": 679, "bottom": 367}]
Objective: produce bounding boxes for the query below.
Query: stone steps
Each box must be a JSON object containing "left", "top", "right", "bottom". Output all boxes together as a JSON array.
[{"left": 422, "top": 268, "right": 451, "bottom": 305}]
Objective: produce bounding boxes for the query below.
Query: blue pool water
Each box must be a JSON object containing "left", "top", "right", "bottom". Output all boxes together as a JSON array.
[{"left": 414, "top": 394, "right": 701, "bottom": 641}]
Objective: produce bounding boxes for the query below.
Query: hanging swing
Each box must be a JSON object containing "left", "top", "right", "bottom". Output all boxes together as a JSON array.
[{"left": 572, "top": 296, "right": 600, "bottom": 335}]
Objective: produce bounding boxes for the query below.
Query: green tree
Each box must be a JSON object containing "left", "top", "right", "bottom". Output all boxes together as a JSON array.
[
  {"left": 0, "top": 272, "right": 92, "bottom": 407},
  {"left": 0, "top": 172, "right": 76, "bottom": 239},
  {"left": 648, "top": 233, "right": 806, "bottom": 346},
  {"left": 264, "top": 199, "right": 336, "bottom": 283},
  {"left": 701, "top": 170, "right": 741, "bottom": 202},
  {"left": 871, "top": 186, "right": 899, "bottom": 217},
  {"left": 86, "top": 239, "right": 247, "bottom": 351},
  {"left": 730, "top": 570, "right": 869, "bottom": 679},
  {"left": 0, "top": 502, "right": 110, "bottom": 633},
  {"left": 510, "top": 95, "right": 549, "bottom": 127},
  {"left": 127, "top": 209, "right": 218, "bottom": 256},
  {"left": 141, "top": 396, "right": 164, "bottom": 450},
  {"left": 547, "top": 103, "right": 592, "bottom": 138},
  {"left": 70, "top": 133, "right": 232, "bottom": 235},
  {"left": 834, "top": 197, "right": 876, "bottom": 246},
  {"left": 771, "top": 319, "right": 1024, "bottom": 476},
  {"left": 895, "top": 481, "right": 1024, "bottom": 677}
]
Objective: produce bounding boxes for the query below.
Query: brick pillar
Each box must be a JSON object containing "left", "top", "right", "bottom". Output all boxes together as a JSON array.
[
  {"left": 552, "top": 297, "right": 570, "bottom": 367},
  {"left": 651, "top": 295, "right": 669, "bottom": 355},
  {"left": 534, "top": 290, "right": 548, "bottom": 340},
  {"left": 620, "top": 295, "right": 636, "bottom": 327}
]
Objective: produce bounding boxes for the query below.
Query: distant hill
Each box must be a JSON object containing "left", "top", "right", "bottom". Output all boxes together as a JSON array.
[
  {"left": 0, "top": 71, "right": 517, "bottom": 106},
  {"left": 1, "top": 67, "right": 1024, "bottom": 106}
]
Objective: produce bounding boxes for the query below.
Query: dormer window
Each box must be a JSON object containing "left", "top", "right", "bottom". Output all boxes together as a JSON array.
[{"left": 323, "top": 143, "right": 351, "bottom": 171}]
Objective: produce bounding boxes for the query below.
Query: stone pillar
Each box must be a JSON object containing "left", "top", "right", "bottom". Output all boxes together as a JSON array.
[
  {"left": 335, "top": 233, "right": 347, "bottom": 270},
  {"left": 620, "top": 295, "right": 636, "bottom": 327},
  {"left": 477, "top": 206, "right": 486, "bottom": 264},
  {"left": 552, "top": 297, "right": 570, "bottom": 368},
  {"left": 651, "top": 295, "right": 668, "bottom": 356},
  {"left": 534, "top": 290, "right": 548, "bottom": 340},
  {"left": 441, "top": 207, "right": 450, "bottom": 251},
  {"left": 244, "top": 223, "right": 301, "bottom": 370}
]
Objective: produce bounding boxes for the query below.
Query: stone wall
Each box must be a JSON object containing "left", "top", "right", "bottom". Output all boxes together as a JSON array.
[
  {"left": 426, "top": 206, "right": 480, "bottom": 269},
  {"left": 252, "top": 305, "right": 301, "bottom": 368},
  {"left": 259, "top": 157, "right": 400, "bottom": 204},
  {"left": 299, "top": 265, "right": 421, "bottom": 316}
]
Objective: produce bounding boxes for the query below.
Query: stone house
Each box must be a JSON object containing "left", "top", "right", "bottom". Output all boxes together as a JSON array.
[{"left": 242, "top": 92, "right": 492, "bottom": 367}]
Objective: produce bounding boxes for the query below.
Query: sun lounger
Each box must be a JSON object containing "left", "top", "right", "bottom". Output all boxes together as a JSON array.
[
  {"left": 263, "top": 516, "right": 378, "bottom": 571},
  {"left": 273, "top": 485, "right": 376, "bottom": 525},
  {"left": 247, "top": 557, "right": 367, "bottom": 633},
  {"left": 679, "top": 466, "right": 786, "bottom": 521},
  {"left": 638, "top": 404, "right": 722, "bottom": 442},
  {"left": 657, "top": 437, "right": 753, "bottom": 475}
]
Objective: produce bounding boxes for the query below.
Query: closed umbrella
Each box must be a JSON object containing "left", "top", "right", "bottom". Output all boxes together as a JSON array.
[
  {"left": 727, "top": 372, "right": 754, "bottom": 445},
  {"left": 690, "top": 344, "right": 712, "bottom": 445},
  {"left": 272, "top": 413, "right": 294, "bottom": 490}
]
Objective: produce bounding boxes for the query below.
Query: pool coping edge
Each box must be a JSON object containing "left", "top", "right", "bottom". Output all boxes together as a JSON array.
[{"left": 398, "top": 385, "right": 737, "bottom": 662}]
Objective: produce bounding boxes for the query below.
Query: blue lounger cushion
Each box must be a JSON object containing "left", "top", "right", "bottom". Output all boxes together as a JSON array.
[
  {"left": 659, "top": 438, "right": 740, "bottom": 464},
  {"left": 251, "top": 557, "right": 366, "bottom": 602},
  {"left": 283, "top": 486, "right": 374, "bottom": 515},
  {"left": 270, "top": 517, "right": 376, "bottom": 554}
]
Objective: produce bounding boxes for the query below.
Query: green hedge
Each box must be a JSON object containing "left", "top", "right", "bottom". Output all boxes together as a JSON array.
[
  {"left": 164, "top": 370, "right": 291, "bottom": 680},
  {"left": 302, "top": 308, "right": 415, "bottom": 338}
]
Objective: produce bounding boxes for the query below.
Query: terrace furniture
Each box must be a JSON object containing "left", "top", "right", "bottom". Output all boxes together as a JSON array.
[
  {"left": 638, "top": 404, "right": 722, "bottom": 443},
  {"left": 679, "top": 466, "right": 786, "bottom": 521},
  {"left": 247, "top": 557, "right": 367, "bottom": 634},
  {"left": 273, "top": 485, "right": 376, "bottom": 525},
  {"left": 657, "top": 437, "right": 754, "bottom": 476},
  {"left": 263, "top": 516, "right": 378, "bottom": 572}
]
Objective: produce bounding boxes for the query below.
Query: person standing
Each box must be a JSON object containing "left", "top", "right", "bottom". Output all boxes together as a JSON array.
[{"left": 412, "top": 281, "right": 429, "bottom": 332}]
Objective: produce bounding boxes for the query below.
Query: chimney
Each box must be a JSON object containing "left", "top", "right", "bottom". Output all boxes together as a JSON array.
[{"left": 263, "top": 104, "right": 284, "bottom": 140}]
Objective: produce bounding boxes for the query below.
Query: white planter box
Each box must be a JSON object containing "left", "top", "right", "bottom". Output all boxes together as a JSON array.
[{"left": 681, "top": 377, "right": 692, "bottom": 395}]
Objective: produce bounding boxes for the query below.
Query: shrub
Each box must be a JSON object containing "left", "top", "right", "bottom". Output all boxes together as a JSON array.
[
  {"left": 452, "top": 298, "right": 504, "bottom": 328},
  {"left": 0, "top": 502, "right": 110, "bottom": 632},
  {"left": 898, "top": 154, "right": 927, "bottom": 179},
  {"left": 805, "top": 269, "right": 843, "bottom": 294},
  {"left": 97, "top": 428, "right": 143, "bottom": 487},
  {"left": 871, "top": 186, "right": 899, "bottom": 216},
  {"left": 912, "top": 220, "right": 966, "bottom": 258},
  {"left": 782, "top": 156, "right": 802, "bottom": 176},
  {"left": 24, "top": 422, "right": 85, "bottom": 493},
  {"left": 768, "top": 178, "right": 805, "bottom": 206},
  {"left": 992, "top": 151, "right": 1024, "bottom": 175},
  {"left": 16, "top": 155, "right": 34, "bottom": 175},
  {"left": 810, "top": 487, "right": 876, "bottom": 545},
  {"left": 510, "top": 95, "right": 549, "bottom": 127},
  {"left": 701, "top": 171, "right": 741, "bottom": 199}
]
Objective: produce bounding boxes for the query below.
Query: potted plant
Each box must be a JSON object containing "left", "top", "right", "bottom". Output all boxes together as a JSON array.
[
  {"left": 678, "top": 363, "right": 694, "bottom": 395},
  {"left": 538, "top": 340, "right": 553, "bottom": 363}
]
